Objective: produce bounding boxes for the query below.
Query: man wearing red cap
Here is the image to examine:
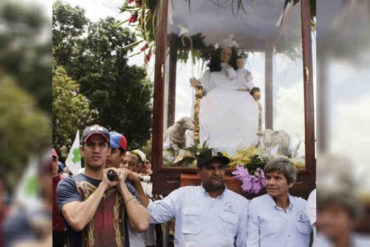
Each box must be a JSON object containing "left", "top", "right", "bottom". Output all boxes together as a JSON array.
[
  {"left": 57, "top": 124, "right": 150, "bottom": 247},
  {"left": 106, "top": 131, "right": 127, "bottom": 169},
  {"left": 107, "top": 132, "right": 151, "bottom": 247},
  {"left": 106, "top": 131, "right": 148, "bottom": 206}
]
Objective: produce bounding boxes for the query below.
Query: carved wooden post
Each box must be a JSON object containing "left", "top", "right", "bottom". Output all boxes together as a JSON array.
[{"left": 193, "top": 86, "right": 203, "bottom": 144}]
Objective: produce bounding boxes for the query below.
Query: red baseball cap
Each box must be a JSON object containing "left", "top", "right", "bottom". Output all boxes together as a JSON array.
[{"left": 81, "top": 124, "right": 110, "bottom": 143}]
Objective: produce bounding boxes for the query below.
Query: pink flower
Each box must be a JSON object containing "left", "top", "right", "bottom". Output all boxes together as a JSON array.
[
  {"left": 232, "top": 166, "right": 266, "bottom": 194},
  {"left": 232, "top": 165, "right": 249, "bottom": 180},
  {"left": 249, "top": 168, "right": 266, "bottom": 194}
]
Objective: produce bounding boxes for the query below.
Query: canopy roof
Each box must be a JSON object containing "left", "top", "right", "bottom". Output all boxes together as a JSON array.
[{"left": 168, "top": 0, "right": 302, "bottom": 53}]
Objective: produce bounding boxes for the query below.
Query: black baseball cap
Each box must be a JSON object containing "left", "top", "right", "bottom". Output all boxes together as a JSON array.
[
  {"left": 197, "top": 148, "right": 230, "bottom": 168},
  {"left": 82, "top": 124, "right": 110, "bottom": 143}
]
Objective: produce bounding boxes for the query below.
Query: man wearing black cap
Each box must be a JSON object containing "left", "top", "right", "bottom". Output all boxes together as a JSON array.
[
  {"left": 147, "top": 148, "right": 248, "bottom": 247},
  {"left": 56, "top": 124, "right": 150, "bottom": 247}
]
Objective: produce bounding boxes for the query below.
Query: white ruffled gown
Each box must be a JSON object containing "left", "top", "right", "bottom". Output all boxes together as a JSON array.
[{"left": 199, "top": 63, "right": 258, "bottom": 155}]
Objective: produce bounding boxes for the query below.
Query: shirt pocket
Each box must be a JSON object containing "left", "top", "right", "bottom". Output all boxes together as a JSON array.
[
  {"left": 220, "top": 210, "right": 238, "bottom": 225},
  {"left": 296, "top": 220, "right": 312, "bottom": 235},
  {"left": 181, "top": 207, "right": 203, "bottom": 234},
  {"left": 259, "top": 217, "right": 280, "bottom": 235},
  {"left": 296, "top": 210, "right": 312, "bottom": 235}
]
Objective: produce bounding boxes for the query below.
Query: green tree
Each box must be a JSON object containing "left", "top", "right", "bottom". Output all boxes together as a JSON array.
[
  {"left": 53, "top": 2, "right": 153, "bottom": 149},
  {"left": 0, "top": 1, "right": 52, "bottom": 113},
  {"left": 52, "top": 61, "right": 96, "bottom": 159},
  {"left": 0, "top": 73, "right": 51, "bottom": 189},
  {"left": 52, "top": 0, "right": 89, "bottom": 67}
]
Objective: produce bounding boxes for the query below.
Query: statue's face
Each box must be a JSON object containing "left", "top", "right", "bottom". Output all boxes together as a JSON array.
[
  {"left": 236, "top": 58, "right": 245, "bottom": 69},
  {"left": 220, "top": 47, "right": 232, "bottom": 63},
  {"left": 253, "top": 91, "right": 261, "bottom": 101}
]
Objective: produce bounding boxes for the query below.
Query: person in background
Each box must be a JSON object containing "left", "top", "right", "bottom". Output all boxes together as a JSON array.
[
  {"left": 52, "top": 149, "right": 65, "bottom": 247},
  {"left": 247, "top": 157, "right": 312, "bottom": 247},
  {"left": 3, "top": 151, "right": 53, "bottom": 247},
  {"left": 58, "top": 162, "right": 72, "bottom": 178},
  {"left": 131, "top": 150, "right": 156, "bottom": 247},
  {"left": 106, "top": 131, "right": 127, "bottom": 169},
  {"left": 122, "top": 151, "right": 141, "bottom": 173},
  {"left": 316, "top": 191, "right": 370, "bottom": 247},
  {"left": 122, "top": 148, "right": 151, "bottom": 247}
]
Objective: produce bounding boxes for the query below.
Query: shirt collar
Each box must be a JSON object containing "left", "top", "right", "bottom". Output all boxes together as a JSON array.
[{"left": 267, "top": 193, "right": 294, "bottom": 210}]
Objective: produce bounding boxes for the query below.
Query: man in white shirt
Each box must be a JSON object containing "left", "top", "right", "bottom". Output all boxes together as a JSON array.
[
  {"left": 247, "top": 157, "right": 312, "bottom": 247},
  {"left": 147, "top": 148, "right": 249, "bottom": 247}
]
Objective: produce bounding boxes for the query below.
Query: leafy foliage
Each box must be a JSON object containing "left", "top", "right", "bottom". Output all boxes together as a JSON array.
[
  {"left": 0, "top": 1, "right": 51, "bottom": 113},
  {"left": 0, "top": 74, "right": 50, "bottom": 189},
  {"left": 52, "top": 0, "right": 89, "bottom": 66},
  {"left": 52, "top": 61, "right": 96, "bottom": 158},
  {"left": 52, "top": 2, "right": 153, "bottom": 150}
]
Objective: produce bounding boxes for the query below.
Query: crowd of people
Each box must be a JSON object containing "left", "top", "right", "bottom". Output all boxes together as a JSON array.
[
  {"left": 49, "top": 124, "right": 316, "bottom": 247},
  {"left": 1, "top": 122, "right": 369, "bottom": 247}
]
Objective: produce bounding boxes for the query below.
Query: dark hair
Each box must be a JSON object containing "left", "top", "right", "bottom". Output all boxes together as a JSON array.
[
  {"left": 250, "top": 87, "right": 260, "bottom": 96},
  {"left": 317, "top": 191, "right": 364, "bottom": 220},
  {"left": 119, "top": 147, "right": 125, "bottom": 155},
  {"left": 112, "top": 147, "right": 125, "bottom": 155},
  {"left": 208, "top": 47, "right": 238, "bottom": 72},
  {"left": 236, "top": 52, "right": 248, "bottom": 60}
]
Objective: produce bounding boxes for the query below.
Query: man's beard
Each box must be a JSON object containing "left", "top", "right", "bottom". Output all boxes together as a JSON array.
[{"left": 202, "top": 178, "right": 225, "bottom": 193}]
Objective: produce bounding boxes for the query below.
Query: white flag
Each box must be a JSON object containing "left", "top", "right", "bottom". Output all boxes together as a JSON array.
[
  {"left": 14, "top": 156, "right": 42, "bottom": 211},
  {"left": 65, "top": 130, "right": 81, "bottom": 174}
]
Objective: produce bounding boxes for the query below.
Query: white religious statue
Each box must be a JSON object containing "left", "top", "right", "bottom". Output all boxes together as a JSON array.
[
  {"left": 190, "top": 37, "right": 258, "bottom": 155},
  {"left": 235, "top": 54, "right": 255, "bottom": 92}
]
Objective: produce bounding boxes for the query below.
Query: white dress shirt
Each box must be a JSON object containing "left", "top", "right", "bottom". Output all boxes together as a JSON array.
[
  {"left": 147, "top": 185, "right": 248, "bottom": 247},
  {"left": 247, "top": 194, "right": 312, "bottom": 247}
]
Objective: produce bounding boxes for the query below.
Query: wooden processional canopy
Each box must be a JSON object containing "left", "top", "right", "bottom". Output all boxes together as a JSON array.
[{"left": 151, "top": 0, "right": 315, "bottom": 198}]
